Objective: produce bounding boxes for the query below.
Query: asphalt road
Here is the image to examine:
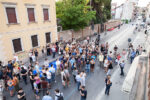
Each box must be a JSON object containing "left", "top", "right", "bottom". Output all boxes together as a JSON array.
[{"left": 4, "top": 23, "right": 141, "bottom": 100}]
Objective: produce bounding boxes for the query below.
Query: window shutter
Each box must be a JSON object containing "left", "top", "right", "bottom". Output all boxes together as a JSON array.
[
  {"left": 27, "top": 8, "right": 35, "bottom": 22},
  {"left": 46, "top": 32, "right": 51, "bottom": 43},
  {"left": 31, "top": 35, "right": 38, "bottom": 47},
  {"left": 12, "top": 38, "right": 22, "bottom": 52},
  {"left": 6, "top": 8, "right": 17, "bottom": 23},
  {"left": 43, "top": 9, "right": 49, "bottom": 21}
]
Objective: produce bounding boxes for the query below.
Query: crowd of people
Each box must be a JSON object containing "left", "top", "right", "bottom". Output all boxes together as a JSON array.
[{"left": 0, "top": 34, "right": 144, "bottom": 100}]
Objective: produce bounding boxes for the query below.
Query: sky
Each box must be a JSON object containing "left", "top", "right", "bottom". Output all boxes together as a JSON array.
[{"left": 112, "top": 0, "right": 150, "bottom": 7}]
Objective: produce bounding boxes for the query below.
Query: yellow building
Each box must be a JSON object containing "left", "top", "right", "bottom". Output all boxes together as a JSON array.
[{"left": 0, "top": 0, "right": 58, "bottom": 64}]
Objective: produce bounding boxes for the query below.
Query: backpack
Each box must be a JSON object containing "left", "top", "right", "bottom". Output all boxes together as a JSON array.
[{"left": 56, "top": 93, "right": 64, "bottom": 100}]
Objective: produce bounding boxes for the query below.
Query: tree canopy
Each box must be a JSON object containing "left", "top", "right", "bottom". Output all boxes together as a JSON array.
[
  {"left": 56, "top": 0, "right": 96, "bottom": 31},
  {"left": 91, "top": 0, "right": 111, "bottom": 24}
]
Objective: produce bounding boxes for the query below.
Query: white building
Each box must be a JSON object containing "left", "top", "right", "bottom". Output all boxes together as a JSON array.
[
  {"left": 112, "top": 0, "right": 139, "bottom": 20},
  {"left": 115, "top": 4, "right": 123, "bottom": 19},
  {"left": 121, "top": 1, "right": 134, "bottom": 20},
  {"left": 146, "top": 3, "right": 150, "bottom": 24},
  {"left": 111, "top": 3, "right": 117, "bottom": 19}
]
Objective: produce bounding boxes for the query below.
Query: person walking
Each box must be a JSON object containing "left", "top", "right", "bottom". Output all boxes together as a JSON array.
[
  {"left": 90, "top": 59, "right": 95, "bottom": 72},
  {"left": 122, "top": 49, "right": 126, "bottom": 60},
  {"left": 80, "top": 86, "right": 87, "bottom": 100},
  {"left": 64, "top": 67, "right": 70, "bottom": 87},
  {"left": 20, "top": 67, "right": 28, "bottom": 85},
  {"left": 29, "top": 50, "right": 33, "bottom": 64},
  {"left": 72, "top": 67, "right": 78, "bottom": 83},
  {"left": 104, "top": 58, "right": 109, "bottom": 72},
  {"left": 49, "top": 65, "right": 56, "bottom": 82},
  {"left": 105, "top": 79, "right": 112, "bottom": 95},
  {"left": 41, "top": 77, "right": 48, "bottom": 96},
  {"left": 80, "top": 71, "right": 86, "bottom": 88},
  {"left": 34, "top": 49, "right": 39, "bottom": 61},
  {"left": 85, "top": 56, "right": 90, "bottom": 74},
  {"left": 42, "top": 91, "right": 53, "bottom": 100},
  {"left": 17, "top": 88, "right": 26, "bottom": 100},
  {"left": 76, "top": 72, "right": 81, "bottom": 91},
  {"left": 44, "top": 58, "right": 49, "bottom": 68},
  {"left": 46, "top": 68, "right": 51, "bottom": 88},
  {"left": 41, "top": 46, "right": 46, "bottom": 58},
  {"left": 107, "top": 62, "right": 113, "bottom": 75},
  {"left": 12, "top": 75, "right": 19, "bottom": 92},
  {"left": 130, "top": 49, "right": 136, "bottom": 63},
  {"left": 33, "top": 80, "right": 40, "bottom": 100},
  {"left": 56, "top": 59, "right": 61, "bottom": 75},
  {"left": 52, "top": 45, "right": 56, "bottom": 58},
  {"left": 7, "top": 78, "right": 14, "bottom": 96},
  {"left": 98, "top": 53, "right": 104, "bottom": 68},
  {"left": 119, "top": 60, "right": 125, "bottom": 76},
  {"left": 61, "top": 69, "right": 66, "bottom": 87},
  {"left": 55, "top": 89, "right": 64, "bottom": 100},
  {"left": 29, "top": 71, "right": 35, "bottom": 90}
]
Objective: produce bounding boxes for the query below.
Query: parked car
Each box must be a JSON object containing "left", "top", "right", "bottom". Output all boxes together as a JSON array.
[{"left": 107, "top": 27, "right": 114, "bottom": 31}]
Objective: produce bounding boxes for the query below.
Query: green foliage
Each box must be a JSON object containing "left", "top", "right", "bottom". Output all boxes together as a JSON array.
[
  {"left": 56, "top": 0, "right": 96, "bottom": 31},
  {"left": 92, "top": 0, "right": 111, "bottom": 24}
]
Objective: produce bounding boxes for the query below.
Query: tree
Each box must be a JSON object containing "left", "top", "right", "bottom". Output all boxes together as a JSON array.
[
  {"left": 91, "top": 0, "right": 111, "bottom": 24},
  {"left": 56, "top": 0, "right": 96, "bottom": 31}
]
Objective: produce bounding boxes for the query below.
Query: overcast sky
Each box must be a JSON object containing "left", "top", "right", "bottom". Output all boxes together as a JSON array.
[{"left": 112, "top": 0, "right": 150, "bottom": 7}]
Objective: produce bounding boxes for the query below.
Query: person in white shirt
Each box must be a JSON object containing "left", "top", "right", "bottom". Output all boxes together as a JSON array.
[
  {"left": 56, "top": 59, "right": 61, "bottom": 75},
  {"left": 99, "top": 53, "right": 104, "bottom": 68},
  {"left": 104, "top": 58, "right": 109, "bottom": 72},
  {"left": 61, "top": 69, "right": 66, "bottom": 87},
  {"left": 80, "top": 71, "right": 86, "bottom": 87},
  {"left": 46, "top": 68, "right": 51, "bottom": 88},
  {"left": 14, "top": 54, "right": 19, "bottom": 62},
  {"left": 32, "top": 54, "right": 36, "bottom": 63},
  {"left": 42, "top": 91, "right": 53, "bottom": 100},
  {"left": 51, "top": 46, "right": 56, "bottom": 58},
  {"left": 44, "top": 58, "right": 49, "bottom": 68},
  {"left": 35, "top": 62, "right": 39, "bottom": 73},
  {"left": 20, "top": 63, "right": 27, "bottom": 70},
  {"left": 76, "top": 72, "right": 81, "bottom": 91},
  {"left": 49, "top": 65, "right": 56, "bottom": 82}
]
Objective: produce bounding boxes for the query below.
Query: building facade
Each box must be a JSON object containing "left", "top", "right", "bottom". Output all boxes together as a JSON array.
[
  {"left": 121, "top": 0, "right": 138, "bottom": 21},
  {"left": 111, "top": 3, "right": 117, "bottom": 19},
  {"left": 146, "top": 3, "right": 150, "bottom": 24},
  {"left": 0, "top": 0, "right": 57, "bottom": 64},
  {"left": 115, "top": 4, "right": 124, "bottom": 19}
]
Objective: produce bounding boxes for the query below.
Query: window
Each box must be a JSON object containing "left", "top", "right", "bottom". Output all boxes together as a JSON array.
[
  {"left": 43, "top": 9, "right": 49, "bottom": 21},
  {"left": 12, "top": 38, "right": 22, "bottom": 53},
  {"left": 6, "top": 7, "right": 17, "bottom": 24},
  {"left": 27, "top": 8, "right": 35, "bottom": 22},
  {"left": 31, "top": 35, "right": 38, "bottom": 47},
  {"left": 45, "top": 32, "right": 51, "bottom": 43}
]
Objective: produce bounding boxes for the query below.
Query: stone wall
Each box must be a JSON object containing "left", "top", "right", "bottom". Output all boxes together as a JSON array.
[{"left": 58, "top": 20, "right": 121, "bottom": 42}]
